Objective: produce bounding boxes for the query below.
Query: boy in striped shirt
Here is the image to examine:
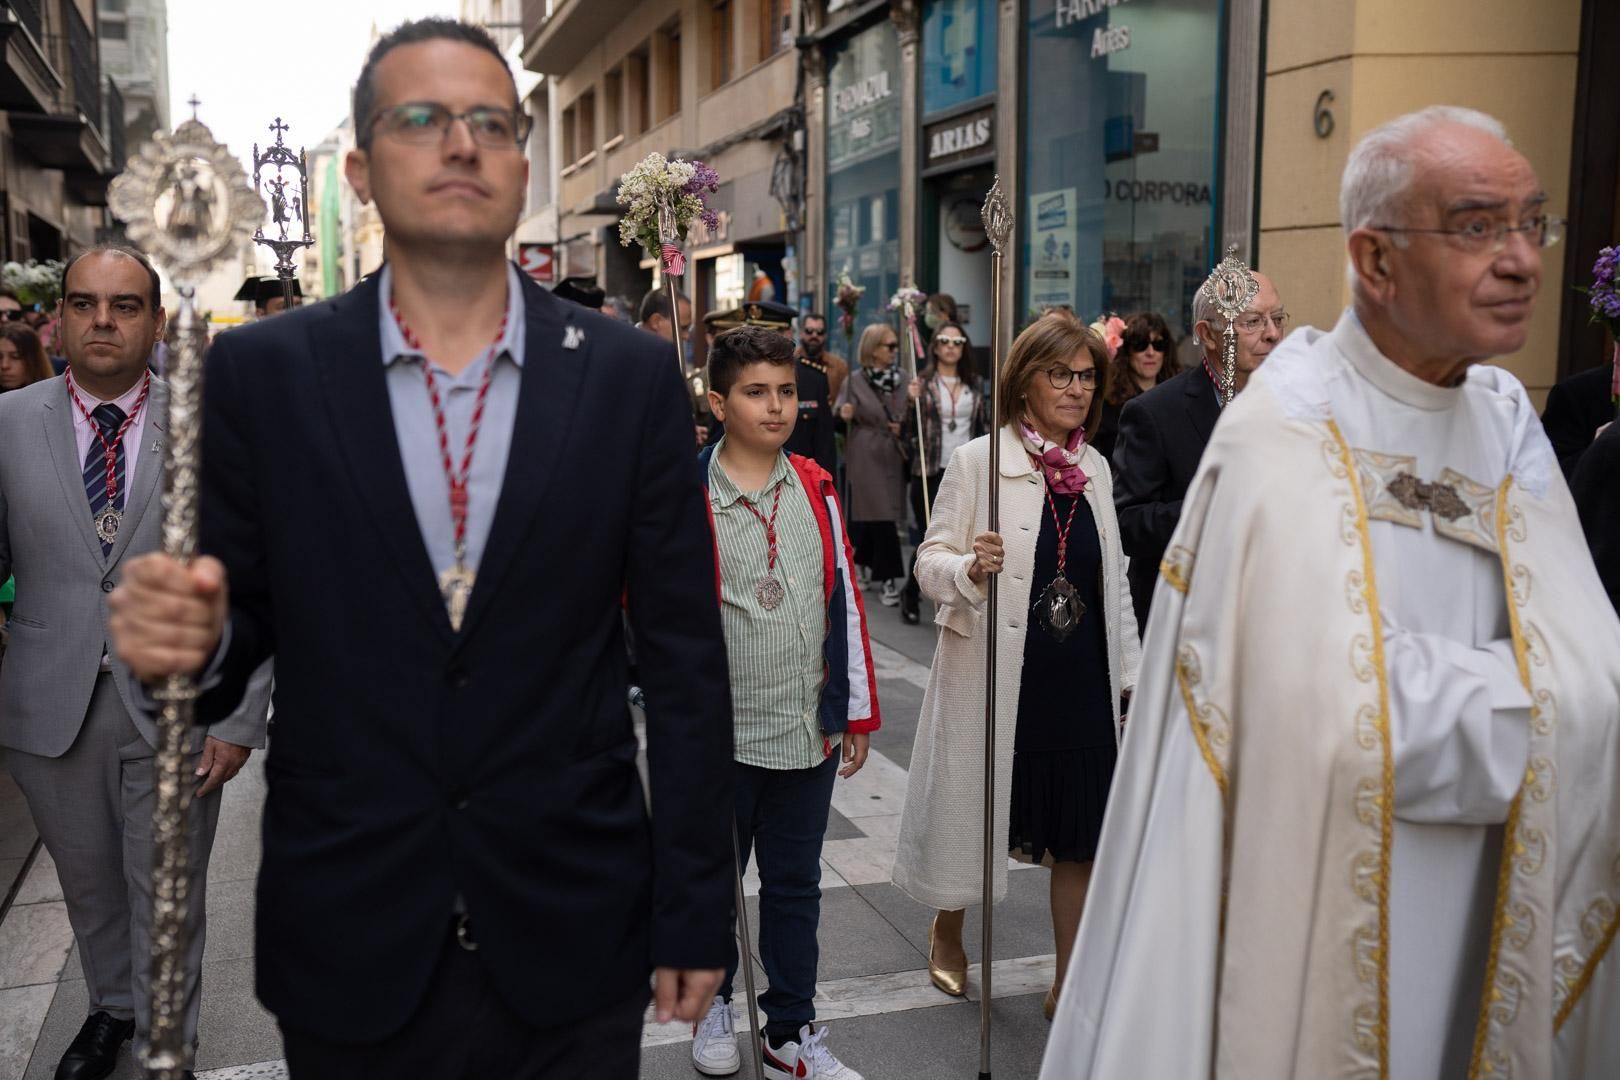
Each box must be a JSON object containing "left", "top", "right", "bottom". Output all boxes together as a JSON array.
[{"left": 692, "top": 325, "right": 880, "bottom": 1080}]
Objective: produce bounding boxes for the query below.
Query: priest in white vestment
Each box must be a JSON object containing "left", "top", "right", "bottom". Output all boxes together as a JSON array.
[{"left": 1041, "top": 106, "right": 1620, "bottom": 1079}]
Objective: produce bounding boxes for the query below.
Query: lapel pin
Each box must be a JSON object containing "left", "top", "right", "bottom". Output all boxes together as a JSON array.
[
  {"left": 563, "top": 325, "right": 584, "bottom": 351},
  {"left": 152, "top": 440, "right": 162, "bottom": 452}
]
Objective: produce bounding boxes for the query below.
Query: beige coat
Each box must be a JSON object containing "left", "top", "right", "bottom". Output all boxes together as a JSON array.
[{"left": 892, "top": 425, "right": 1141, "bottom": 910}]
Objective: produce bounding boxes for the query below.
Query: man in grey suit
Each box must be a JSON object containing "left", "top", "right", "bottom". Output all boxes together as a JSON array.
[{"left": 0, "top": 247, "right": 269, "bottom": 1080}]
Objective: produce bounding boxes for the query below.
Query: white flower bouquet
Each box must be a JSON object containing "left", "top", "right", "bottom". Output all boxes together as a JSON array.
[
  {"left": 616, "top": 154, "right": 720, "bottom": 276},
  {"left": 1, "top": 258, "right": 65, "bottom": 307}
]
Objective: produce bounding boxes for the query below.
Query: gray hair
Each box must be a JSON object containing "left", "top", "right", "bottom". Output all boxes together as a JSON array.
[
  {"left": 1340, "top": 106, "right": 1510, "bottom": 235},
  {"left": 1192, "top": 281, "right": 1218, "bottom": 328}
]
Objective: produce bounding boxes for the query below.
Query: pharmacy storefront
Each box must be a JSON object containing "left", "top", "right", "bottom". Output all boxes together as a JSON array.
[
  {"left": 824, "top": 18, "right": 902, "bottom": 349},
  {"left": 1021, "top": 0, "right": 1225, "bottom": 335}
]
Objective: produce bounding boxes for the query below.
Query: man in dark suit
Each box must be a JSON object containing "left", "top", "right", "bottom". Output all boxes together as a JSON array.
[
  {"left": 107, "top": 19, "right": 732, "bottom": 1079},
  {"left": 1113, "top": 270, "right": 1285, "bottom": 630},
  {"left": 1572, "top": 419, "right": 1620, "bottom": 615},
  {"left": 1540, "top": 362, "right": 1617, "bottom": 479}
]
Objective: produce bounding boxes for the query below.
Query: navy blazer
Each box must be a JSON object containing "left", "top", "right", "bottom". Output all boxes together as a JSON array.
[
  {"left": 1111, "top": 362, "right": 1220, "bottom": 632},
  {"left": 196, "top": 268, "right": 735, "bottom": 1041}
]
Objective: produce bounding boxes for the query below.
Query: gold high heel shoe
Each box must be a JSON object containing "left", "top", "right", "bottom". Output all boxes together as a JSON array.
[
  {"left": 928, "top": 914, "right": 968, "bottom": 997},
  {"left": 1044, "top": 985, "right": 1058, "bottom": 1021}
]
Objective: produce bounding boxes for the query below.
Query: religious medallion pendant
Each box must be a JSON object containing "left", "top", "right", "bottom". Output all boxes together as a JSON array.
[
  {"left": 439, "top": 561, "right": 476, "bottom": 632},
  {"left": 95, "top": 507, "right": 123, "bottom": 546},
  {"left": 947, "top": 420, "right": 957, "bottom": 433},
  {"left": 755, "top": 575, "right": 785, "bottom": 611},
  {"left": 1035, "top": 574, "right": 1084, "bottom": 643}
]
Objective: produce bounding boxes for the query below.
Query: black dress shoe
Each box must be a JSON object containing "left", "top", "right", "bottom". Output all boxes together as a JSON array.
[
  {"left": 55, "top": 1011, "right": 134, "bottom": 1080},
  {"left": 900, "top": 589, "right": 920, "bottom": 624}
]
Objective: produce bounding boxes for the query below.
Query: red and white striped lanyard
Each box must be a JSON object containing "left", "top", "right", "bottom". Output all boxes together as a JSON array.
[
  {"left": 1044, "top": 484, "right": 1083, "bottom": 580},
  {"left": 64, "top": 366, "right": 151, "bottom": 507},
  {"left": 738, "top": 479, "right": 786, "bottom": 572},
  {"left": 388, "top": 294, "right": 510, "bottom": 564}
]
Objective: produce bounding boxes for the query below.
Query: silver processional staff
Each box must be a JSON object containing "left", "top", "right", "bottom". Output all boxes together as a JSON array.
[{"left": 108, "top": 112, "right": 266, "bottom": 1080}]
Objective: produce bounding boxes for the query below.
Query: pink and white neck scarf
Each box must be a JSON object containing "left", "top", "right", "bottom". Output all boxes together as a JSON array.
[{"left": 1018, "top": 418, "right": 1089, "bottom": 495}]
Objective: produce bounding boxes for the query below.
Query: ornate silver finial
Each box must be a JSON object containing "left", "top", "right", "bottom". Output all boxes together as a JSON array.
[
  {"left": 252, "top": 116, "right": 314, "bottom": 305},
  {"left": 1206, "top": 243, "right": 1260, "bottom": 323},
  {"left": 981, "top": 175, "right": 1012, "bottom": 258},
  {"left": 108, "top": 118, "right": 265, "bottom": 287},
  {"left": 1201, "top": 244, "right": 1260, "bottom": 407}
]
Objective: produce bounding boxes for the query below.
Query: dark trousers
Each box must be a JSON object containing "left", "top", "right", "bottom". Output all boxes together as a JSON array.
[
  {"left": 722, "top": 755, "right": 838, "bottom": 1037},
  {"left": 280, "top": 921, "right": 646, "bottom": 1079},
  {"left": 850, "top": 521, "right": 904, "bottom": 581},
  {"left": 902, "top": 471, "right": 946, "bottom": 604}
]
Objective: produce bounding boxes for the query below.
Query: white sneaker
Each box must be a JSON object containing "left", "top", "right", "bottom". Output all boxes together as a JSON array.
[
  {"left": 879, "top": 580, "right": 901, "bottom": 607},
  {"left": 691, "top": 997, "right": 740, "bottom": 1076},
  {"left": 762, "top": 1024, "right": 863, "bottom": 1080},
  {"left": 857, "top": 565, "right": 873, "bottom": 589}
]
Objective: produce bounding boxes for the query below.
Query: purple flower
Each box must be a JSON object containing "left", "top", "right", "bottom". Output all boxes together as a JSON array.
[{"left": 684, "top": 160, "right": 721, "bottom": 195}]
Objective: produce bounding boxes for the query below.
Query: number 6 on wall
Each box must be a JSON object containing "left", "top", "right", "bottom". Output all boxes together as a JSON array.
[{"left": 1315, "top": 90, "right": 1336, "bottom": 139}]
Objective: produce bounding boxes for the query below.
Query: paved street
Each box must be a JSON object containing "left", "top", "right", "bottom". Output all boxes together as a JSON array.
[{"left": 0, "top": 606, "right": 1059, "bottom": 1079}]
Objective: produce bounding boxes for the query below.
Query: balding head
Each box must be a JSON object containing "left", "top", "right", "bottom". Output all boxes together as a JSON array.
[{"left": 1340, "top": 106, "right": 1508, "bottom": 237}]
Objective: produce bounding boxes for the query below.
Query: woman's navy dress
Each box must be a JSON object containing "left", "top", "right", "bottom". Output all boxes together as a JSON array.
[{"left": 1008, "top": 489, "right": 1118, "bottom": 864}]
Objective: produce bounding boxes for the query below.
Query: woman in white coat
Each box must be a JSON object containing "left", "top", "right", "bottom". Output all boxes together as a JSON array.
[{"left": 892, "top": 314, "right": 1140, "bottom": 1018}]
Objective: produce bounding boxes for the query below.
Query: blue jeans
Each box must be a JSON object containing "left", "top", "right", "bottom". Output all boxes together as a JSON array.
[{"left": 722, "top": 754, "right": 838, "bottom": 1036}]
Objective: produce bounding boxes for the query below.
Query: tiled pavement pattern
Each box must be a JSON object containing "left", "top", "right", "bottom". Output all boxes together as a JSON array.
[{"left": 1, "top": 615, "right": 1062, "bottom": 1080}]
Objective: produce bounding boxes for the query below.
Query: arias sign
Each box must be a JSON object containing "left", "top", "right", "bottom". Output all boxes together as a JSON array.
[{"left": 925, "top": 107, "right": 994, "bottom": 169}]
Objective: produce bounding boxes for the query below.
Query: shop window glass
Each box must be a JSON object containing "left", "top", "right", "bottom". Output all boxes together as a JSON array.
[
  {"left": 922, "top": 0, "right": 997, "bottom": 115},
  {"left": 825, "top": 21, "right": 901, "bottom": 351},
  {"left": 1021, "top": 0, "right": 1222, "bottom": 337}
]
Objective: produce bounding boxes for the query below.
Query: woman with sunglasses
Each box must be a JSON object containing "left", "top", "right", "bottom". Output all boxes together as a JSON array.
[
  {"left": 893, "top": 315, "right": 1140, "bottom": 1020},
  {"left": 1092, "top": 312, "right": 1180, "bottom": 460},
  {"left": 0, "top": 323, "right": 53, "bottom": 395},
  {"left": 898, "top": 322, "right": 989, "bottom": 623},
  {"left": 837, "top": 323, "right": 912, "bottom": 605}
]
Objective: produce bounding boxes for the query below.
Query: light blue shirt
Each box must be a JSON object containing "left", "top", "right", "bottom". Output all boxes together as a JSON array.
[{"left": 377, "top": 263, "right": 527, "bottom": 579}]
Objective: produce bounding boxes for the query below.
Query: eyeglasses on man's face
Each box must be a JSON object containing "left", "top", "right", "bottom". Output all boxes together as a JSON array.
[
  {"left": 878, "top": 341, "right": 899, "bottom": 351},
  {"left": 0, "top": 309, "right": 29, "bottom": 322},
  {"left": 935, "top": 334, "right": 967, "bottom": 347},
  {"left": 1046, "top": 366, "right": 1098, "bottom": 390},
  {"left": 370, "top": 102, "right": 532, "bottom": 148},
  {"left": 1370, "top": 213, "right": 1564, "bottom": 256},
  {"left": 1233, "top": 311, "right": 1289, "bottom": 335}
]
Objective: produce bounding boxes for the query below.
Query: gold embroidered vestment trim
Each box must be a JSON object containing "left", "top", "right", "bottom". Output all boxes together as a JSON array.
[{"left": 1328, "top": 420, "right": 1394, "bottom": 1078}]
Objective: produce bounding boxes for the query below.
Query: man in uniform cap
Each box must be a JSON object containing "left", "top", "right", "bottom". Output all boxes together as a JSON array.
[
  {"left": 235, "top": 275, "right": 303, "bottom": 318},
  {"left": 551, "top": 275, "right": 605, "bottom": 310}
]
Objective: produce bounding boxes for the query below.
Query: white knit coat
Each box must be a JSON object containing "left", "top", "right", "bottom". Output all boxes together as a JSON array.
[{"left": 891, "top": 425, "right": 1141, "bottom": 910}]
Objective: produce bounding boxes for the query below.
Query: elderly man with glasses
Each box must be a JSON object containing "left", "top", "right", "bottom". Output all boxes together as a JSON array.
[
  {"left": 1112, "top": 264, "right": 1286, "bottom": 630},
  {"left": 1043, "top": 106, "right": 1620, "bottom": 1080},
  {"left": 105, "top": 17, "right": 735, "bottom": 1079}
]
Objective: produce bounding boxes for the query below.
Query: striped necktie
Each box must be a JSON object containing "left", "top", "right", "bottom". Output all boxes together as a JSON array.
[{"left": 83, "top": 403, "right": 127, "bottom": 556}]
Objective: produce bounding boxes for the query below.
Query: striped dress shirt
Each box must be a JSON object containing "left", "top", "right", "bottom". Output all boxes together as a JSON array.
[{"left": 708, "top": 439, "right": 830, "bottom": 770}]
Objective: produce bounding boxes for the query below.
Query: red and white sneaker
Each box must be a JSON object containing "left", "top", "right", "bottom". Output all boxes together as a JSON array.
[
  {"left": 691, "top": 996, "right": 740, "bottom": 1076},
  {"left": 761, "top": 1024, "right": 863, "bottom": 1080}
]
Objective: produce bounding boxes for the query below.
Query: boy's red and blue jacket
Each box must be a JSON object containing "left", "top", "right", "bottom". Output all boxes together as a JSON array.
[{"left": 698, "top": 446, "right": 880, "bottom": 740}]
